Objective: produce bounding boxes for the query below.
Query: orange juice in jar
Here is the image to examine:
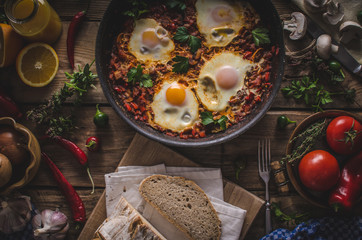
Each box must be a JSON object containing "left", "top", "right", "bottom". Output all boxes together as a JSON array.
[{"left": 5, "top": 0, "right": 62, "bottom": 44}]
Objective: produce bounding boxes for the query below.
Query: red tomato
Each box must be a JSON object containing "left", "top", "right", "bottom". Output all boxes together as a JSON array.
[
  {"left": 299, "top": 150, "right": 340, "bottom": 191},
  {"left": 326, "top": 116, "right": 362, "bottom": 155}
]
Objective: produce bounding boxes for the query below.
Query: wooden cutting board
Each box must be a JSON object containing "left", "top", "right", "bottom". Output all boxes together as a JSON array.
[{"left": 78, "top": 134, "right": 264, "bottom": 240}]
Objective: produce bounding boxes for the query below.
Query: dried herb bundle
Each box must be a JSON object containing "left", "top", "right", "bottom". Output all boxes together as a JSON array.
[{"left": 27, "top": 62, "right": 97, "bottom": 136}]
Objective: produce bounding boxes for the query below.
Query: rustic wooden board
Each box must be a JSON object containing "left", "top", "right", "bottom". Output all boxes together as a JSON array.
[{"left": 78, "top": 134, "right": 264, "bottom": 240}]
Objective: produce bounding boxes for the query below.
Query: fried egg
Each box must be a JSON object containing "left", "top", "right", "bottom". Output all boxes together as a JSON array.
[
  {"left": 196, "top": 52, "right": 256, "bottom": 112},
  {"left": 151, "top": 81, "right": 199, "bottom": 132},
  {"left": 195, "top": 0, "right": 257, "bottom": 47},
  {"left": 128, "top": 18, "right": 175, "bottom": 63}
]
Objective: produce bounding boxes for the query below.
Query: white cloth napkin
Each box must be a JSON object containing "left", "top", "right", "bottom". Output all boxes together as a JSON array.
[{"left": 105, "top": 164, "right": 246, "bottom": 240}]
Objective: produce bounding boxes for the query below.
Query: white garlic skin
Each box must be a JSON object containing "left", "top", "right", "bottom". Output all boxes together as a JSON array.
[
  {"left": 0, "top": 196, "right": 32, "bottom": 234},
  {"left": 32, "top": 208, "right": 69, "bottom": 240}
]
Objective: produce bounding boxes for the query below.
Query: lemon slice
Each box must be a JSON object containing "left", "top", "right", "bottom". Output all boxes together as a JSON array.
[{"left": 16, "top": 43, "right": 59, "bottom": 87}]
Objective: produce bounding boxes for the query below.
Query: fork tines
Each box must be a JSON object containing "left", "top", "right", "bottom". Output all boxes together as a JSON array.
[{"left": 258, "top": 138, "right": 271, "bottom": 174}]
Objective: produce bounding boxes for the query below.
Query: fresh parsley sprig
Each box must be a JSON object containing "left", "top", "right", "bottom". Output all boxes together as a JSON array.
[
  {"left": 165, "top": 0, "right": 186, "bottom": 11},
  {"left": 123, "top": 0, "right": 149, "bottom": 20},
  {"left": 272, "top": 202, "right": 309, "bottom": 226},
  {"left": 174, "top": 27, "right": 202, "bottom": 53},
  {"left": 127, "top": 65, "right": 153, "bottom": 87},
  {"left": 281, "top": 75, "right": 355, "bottom": 112},
  {"left": 172, "top": 55, "right": 189, "bottom": 73},
  {"left": 252, "top": 28, "right": 271, "bottom": 46},
  {"left": 201, "top": 111, "right": 228, "bottom": 130},
  {"left": 27, "top": 62, "right": 97, "bottom": 136}
]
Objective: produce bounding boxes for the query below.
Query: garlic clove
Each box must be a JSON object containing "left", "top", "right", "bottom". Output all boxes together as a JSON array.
[
  {"left": 32, "top": 212, "right": 43, "bottom": 229},
  {"left": 7, "top": 196, "right": 32, "bottom": 221},
  {"left": 33, "top": 208, "right": 69, "bottom": 240},
  {"left": 49, "top": 223, "right": 69, "bottom": 240},
  {"left": 0, "top": 196, "right": 32, "bottom": 234}
]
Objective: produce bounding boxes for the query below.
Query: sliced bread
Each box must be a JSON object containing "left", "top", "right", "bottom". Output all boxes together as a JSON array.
[
  {"left": 139, "top": 174, "right": 221, "bottom": 240},
  {"left": 93, "top": 196, "right": 166, "bottom": 240}
]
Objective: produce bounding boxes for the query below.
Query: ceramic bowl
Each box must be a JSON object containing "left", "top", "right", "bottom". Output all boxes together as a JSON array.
[
  {"left": 286, "top": 110, "right": 361, "bottom": 208},
  {"left": 0, "top": 117, "right": 41, "bottom": 195}
]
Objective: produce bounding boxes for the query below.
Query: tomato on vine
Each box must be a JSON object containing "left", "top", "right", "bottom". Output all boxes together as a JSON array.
[{"left": 326, "top": 116, "right": 362, "bottom": 155}]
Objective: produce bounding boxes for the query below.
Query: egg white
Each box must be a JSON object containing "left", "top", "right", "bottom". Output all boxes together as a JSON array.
[
  {"left": 128, "top": 18, "right": 175, "bottom": 63},
  {"left": 195, "top": 0, "right": 258, "bottom": 47},
  {"left": 151, "top": 82, "right": 199, "bottom": 132},
  {"left": 196, "top": 52, "right": 256, "bottom": 112}
]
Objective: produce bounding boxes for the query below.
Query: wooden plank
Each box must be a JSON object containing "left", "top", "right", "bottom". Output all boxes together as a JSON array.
[
  {"left": 23, "top": 109, "right": 361, "bottom": 190},
  {"left": 78, "top": 134, "right": 264, "bottom": 240}
]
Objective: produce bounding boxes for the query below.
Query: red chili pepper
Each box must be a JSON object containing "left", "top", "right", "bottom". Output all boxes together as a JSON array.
[
  {"left": 44, "top": 135, "right": 95, "bottom": 194},
  {"left": 41, "top": 152, "right": 86, "bottom": 226},
  {"left": 0, "top": 87, "right": 22, "bottom": 119},
  {"left": 329, "top": 151, "right": 362, "bottom": 211},
  {"left": 67, "top": 11, "right": 86, "bottom": 69},
  {"left": 85, "top": 136, "right": 100, "bottom": 152}
]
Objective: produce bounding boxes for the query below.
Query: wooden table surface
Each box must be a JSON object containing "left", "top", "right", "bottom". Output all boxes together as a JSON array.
[{"left": 1, "top": 0, "right": 361, "bottom": 239}]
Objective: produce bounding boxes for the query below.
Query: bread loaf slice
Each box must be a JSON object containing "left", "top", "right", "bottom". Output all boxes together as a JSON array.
[
  {"left": 93, "top": 196, "right": 166, "bottom": 240},
  {"left": 139, "top": 175, "right": 221, "bottom": 240}
]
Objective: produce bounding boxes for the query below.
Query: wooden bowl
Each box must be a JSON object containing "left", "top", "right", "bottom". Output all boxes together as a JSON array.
[
  {"left": 286, "top": 110, "right": 361, "bottom": 208},
  {"left": 0, "top": 117, "right": 41, "bottom": 195}
]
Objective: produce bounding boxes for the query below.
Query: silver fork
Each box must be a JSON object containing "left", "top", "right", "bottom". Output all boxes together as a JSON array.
[{"left": 258, "top": 139, "right": 272, "bottom": 235}]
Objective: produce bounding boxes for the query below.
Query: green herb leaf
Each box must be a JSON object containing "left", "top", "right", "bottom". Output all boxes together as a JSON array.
[
  {"left": 189, "top": 36, "right": 201, "bottom": 53},
  {"left": 127, "top": 65, "right": 153, "bottom": 87},
  {"left": 217, "top": 116, "right": 228, "bottom": 130},
  {"left": 271, "top": 202, "right": 309, "bottom": 226},
  {"left": 173, "top": 27, "right": 190, "bottom": 42},
  {"left": 173, "top": 27, "right": 202, "bottom": 53},
  {"left": 201, "top": 111, "right": 228, "bottom": 130},
  {"left": 123, "top": 0, "right": 149, "bottom": 19},
  {"left": 200, "top": 111, "right": 214, "bottom": 126},
  {"left": 252, "top": 28, "right": 271, "bottom": 46},
  {"left": 140, "top": 74, "right": 153, "bottom": 87},
  {"left": 172, "top": 55, "right": 189, "bottom": 73},
  {"left": 27, "top": 61, "right": 97, "bottom": 136},
  {"left": 165, "top": 0, "right": 186, "bottom": 11}
]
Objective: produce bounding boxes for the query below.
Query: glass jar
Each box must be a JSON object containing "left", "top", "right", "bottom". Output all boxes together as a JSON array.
[{"left": 5, "top": 0, "right": 62, "bottom": 44}]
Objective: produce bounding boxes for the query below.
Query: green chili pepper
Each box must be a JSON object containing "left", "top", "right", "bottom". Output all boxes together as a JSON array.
[
  {"left": 357, "top": 10, "right": 362, "bottom": 24},
  {"left": 329, "top": 61, "right": 345, "bottom": 78},
  {"left": 277, "top": 115, "right": 296, "bottom": 129},
  {"left": 93, "top": 104, "right": 109, "bottom": 127}
]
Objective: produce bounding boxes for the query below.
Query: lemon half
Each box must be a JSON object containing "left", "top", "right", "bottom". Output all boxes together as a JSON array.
[{"left": 16, "top": 42, "right": 59, "bottom": 87}]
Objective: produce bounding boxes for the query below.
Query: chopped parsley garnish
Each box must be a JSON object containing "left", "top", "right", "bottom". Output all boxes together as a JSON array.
[
  {"left": 123, "top": 0, "right": 149, "bottom": 20},
  {"left": 201, "top": 112, "right": 228, "bottom": 130},
  {"left": 165, "top": 0, "right": 186, "bottom": 11},
  {"left": 127, "top": 65, "right": 153, "bottom": 87},
  {"left": 173, "top": 27, "right": 202, "bottom": 53},
  {"left": 172, "top": 56, "right": 189, "bottom": 73},
  {"left": 252, "top": 28, "right": 271, "bottom": 46}
]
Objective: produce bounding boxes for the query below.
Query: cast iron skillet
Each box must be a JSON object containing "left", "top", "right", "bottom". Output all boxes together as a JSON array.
[{"left": 96, "top": 0, "right": 285, "bottom": 147}]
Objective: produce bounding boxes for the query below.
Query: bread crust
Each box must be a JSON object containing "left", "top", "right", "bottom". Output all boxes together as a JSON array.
[
  {"left": 139, "top": 174, "right": 221, "bottom": 240},
  {"left": 93, "top": 196, "right": 166, "bottom": 240}
]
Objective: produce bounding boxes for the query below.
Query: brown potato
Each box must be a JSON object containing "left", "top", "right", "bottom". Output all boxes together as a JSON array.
[
  {"left": 0, "top": 126, "right": 30, "bottom": 166},
  {"left": 0, "top": 153, "right": 12, "bottom": 187}
]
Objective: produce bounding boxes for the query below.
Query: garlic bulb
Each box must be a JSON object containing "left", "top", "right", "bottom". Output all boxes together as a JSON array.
[
  {"left": 32, "top": 208, "right": 69, "bottom": 240},
  {"left": 0, "top": 195, "right": 32, "bottom": 234}
]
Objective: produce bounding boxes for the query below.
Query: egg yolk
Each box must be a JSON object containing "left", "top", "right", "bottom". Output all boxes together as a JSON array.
[
  {"left": 166, "top": 85, "right": 186, "bottom": 106},
  {"left": 211, "top": 6, "right": 233, "bottom": 24},
  {"left": 216, "top": 66, "right": 239, "bottom": 89},
  {"left": 142, "top": 30, "right": 160, "bottom": 49}
]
